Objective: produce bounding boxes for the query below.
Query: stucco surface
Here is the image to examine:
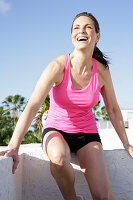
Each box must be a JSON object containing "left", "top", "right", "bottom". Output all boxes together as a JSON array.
[
  {"left": 0, "top": 155, "right": 23, "bottom": 200},
  {"left": 0, "top": 129, "right": 133, "bottom": 200}
]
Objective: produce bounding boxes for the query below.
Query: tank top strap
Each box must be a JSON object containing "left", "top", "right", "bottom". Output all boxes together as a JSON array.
[
  {"left": 57, "top": 54, "right": 70, "bottom": 86},
  {"left": 65, "top": 54, "right": 70, "bottom": 70},
  {"left": 92, "top": 58, "right": 98, "bottom": 74}
]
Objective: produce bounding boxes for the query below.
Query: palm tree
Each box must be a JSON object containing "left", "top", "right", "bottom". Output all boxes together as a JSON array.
[
  {"left": 100, "top": 106, "right": 110, "bottom": 121},
  {"left": 33, "top": 95, "right": 50, "bottom": 132},
  {"left": 2, "top": 94, "right": 26, "bottom": 127},
  {"left": 93, "top": 100, "right": 101, "bottom": 121},
  {"left": 0, "top": 106, "right": 14, "bottom": 145}
]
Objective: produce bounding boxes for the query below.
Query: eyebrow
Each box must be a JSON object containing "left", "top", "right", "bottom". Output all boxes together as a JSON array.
[{"left": 73, "top": 23, "right": 93, "bottom": 27}]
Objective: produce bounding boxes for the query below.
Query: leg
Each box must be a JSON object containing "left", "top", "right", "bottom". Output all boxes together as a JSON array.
[
  {"left": 76, "top": 142, "right": 114, "bottom": 200},
  {"left": 42, "top": 130, "right": 77, "bottom": 200}
]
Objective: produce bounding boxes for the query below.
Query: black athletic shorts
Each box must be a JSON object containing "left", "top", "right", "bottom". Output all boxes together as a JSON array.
[{"left": 42, "top": 127, "right": 102, "bottom": 153}]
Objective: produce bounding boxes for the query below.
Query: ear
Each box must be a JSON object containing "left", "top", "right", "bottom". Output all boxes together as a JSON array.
[{"left": 96, "top": 32, "right": 100, "bottom": 44}]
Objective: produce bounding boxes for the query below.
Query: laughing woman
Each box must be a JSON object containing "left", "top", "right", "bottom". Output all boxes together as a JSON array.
[{"left": 1, "top": 12, "right": 133, "bottom": 200}]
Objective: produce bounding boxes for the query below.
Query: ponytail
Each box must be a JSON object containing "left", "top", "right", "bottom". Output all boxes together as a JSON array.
[{"left": 92, "top": 46, "right": 109, "bottom": 68}]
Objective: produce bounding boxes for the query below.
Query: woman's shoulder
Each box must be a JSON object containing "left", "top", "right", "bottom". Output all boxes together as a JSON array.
[
  {"left": 47, "top": 55, "right": 66, "bottom": 86},
  {"left": 53, "top": 54, "right": 65, "bottom": 67},
  {"left": 47, "top": 54, "right": 65, "bottom": 73},
  {"left": 96, "top": 60, "right": 111, "bottom": 87}
]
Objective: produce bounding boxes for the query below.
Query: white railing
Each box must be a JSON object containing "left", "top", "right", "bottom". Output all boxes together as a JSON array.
[{"left": 97, "top": 120, "right": 133, "bottom": 129}]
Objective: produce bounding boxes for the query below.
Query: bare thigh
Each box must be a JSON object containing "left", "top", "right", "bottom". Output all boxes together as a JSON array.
[
  {"left": 42, "top": 131, "right": 71, "bottom": 164},
  {"left": 76, "top": 142, "right": 114, "bottom": 199}
]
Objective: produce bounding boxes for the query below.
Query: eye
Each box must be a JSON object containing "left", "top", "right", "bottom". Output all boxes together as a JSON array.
[
  {"left": 73, "top": 26, "right": 79, "bottom": 30},
  {"left": 86, "top": 26, "right": 93, "bottom": 29}
]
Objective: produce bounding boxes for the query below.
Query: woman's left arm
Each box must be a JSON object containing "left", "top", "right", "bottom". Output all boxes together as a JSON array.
[{"left": 100, "top": 67, "right": 133, "bottom": 157}]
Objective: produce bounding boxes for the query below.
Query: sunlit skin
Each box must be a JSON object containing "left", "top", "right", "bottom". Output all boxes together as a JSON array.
[
  {"left": 70, "top": 16, "right": 101, "bottom": 82},
  {"left": 71, "top": 16, "right": 100, "bottom": 54},
  {"left": 80, "top": 144, "right": 100, "bottom": 174}
]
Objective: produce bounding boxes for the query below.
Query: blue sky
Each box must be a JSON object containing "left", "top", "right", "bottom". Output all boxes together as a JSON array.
[{"left": 0, "top": 0, "right": 133, "bottom": 109}]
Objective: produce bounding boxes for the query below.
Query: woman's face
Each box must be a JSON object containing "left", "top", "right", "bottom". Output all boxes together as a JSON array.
[{"left": 71, "top": 16, "right": 100, "bottom": 51}]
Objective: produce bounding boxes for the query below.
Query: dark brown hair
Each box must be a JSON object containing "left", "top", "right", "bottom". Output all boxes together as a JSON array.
[{"left": 71, "top": 12, "right": 109, "bottom": 68}]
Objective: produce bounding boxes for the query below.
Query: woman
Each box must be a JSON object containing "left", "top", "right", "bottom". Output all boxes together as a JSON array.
[{"left": 0, "top": 12, "right": 133, "bottom": 200}]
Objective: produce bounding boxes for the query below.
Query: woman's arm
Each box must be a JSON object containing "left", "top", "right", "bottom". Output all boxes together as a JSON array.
[
  {"left": 100, "top": 67, "right": 133, "bottom": 157},
  {"left": 8, "top": 55, "right": 65, "bottom": 150},
  {"left": 0, "top": 55, "right": 65, "bottom": 173}
]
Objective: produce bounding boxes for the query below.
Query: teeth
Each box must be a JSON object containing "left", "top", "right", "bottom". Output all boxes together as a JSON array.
[{"left": 77, "top": 36, "right": 88, "bottom": 41}]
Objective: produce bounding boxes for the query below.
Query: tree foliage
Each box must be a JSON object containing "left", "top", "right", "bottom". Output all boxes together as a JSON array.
[
  {"left": 0, "top": 94, "right": 50, "bottom": 146},
  {"left": 2, "top": 95, "right": 26, "bottom": 128},
  {"left": 100, "top": 106, "right": 110, "bottom": 121},
  {"left": 33, "top": 95, "right": 50, "bottom": 131},
  {"left": 93, "top": 100, "right": 109, "bottom": 121},
  {"left": 0, "top": 94, "right": 109, "bottom": 146},
  {"left": 0, "top": 106, "right": 14, "bottom": 145}
]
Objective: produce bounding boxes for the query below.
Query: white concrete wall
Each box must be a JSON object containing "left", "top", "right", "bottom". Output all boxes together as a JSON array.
[
  {"left": 0, "top": 129, "right": 133, "bottom": 200},
  {"left": 0, "top": 154, "right": 23, "bottom": 200},
  {"left": 129, "top": 119, "right": 133, "bottom": 129},
  {"left": 20, "top": 144, "right": 133, "bottom": 200},
  {"left": 21, "top": 149, "right": 92, "bottom": 200},
  {"left": 99, "top": 128, "right": 133, "bottom": 150}
]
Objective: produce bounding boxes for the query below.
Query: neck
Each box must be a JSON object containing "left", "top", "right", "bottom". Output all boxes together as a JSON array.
[{"left": 70, "top": 49, "right": 93, "bottom": 73}]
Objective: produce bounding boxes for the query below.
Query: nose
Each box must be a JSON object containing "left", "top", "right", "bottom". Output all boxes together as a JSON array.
[{"left": 79, "top": 26, "right": 86, "bottom": 33}]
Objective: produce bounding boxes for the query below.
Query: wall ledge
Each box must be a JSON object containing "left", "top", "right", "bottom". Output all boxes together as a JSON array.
[{"left": 0, "top": 129, "right": 133, "bottom": 200}]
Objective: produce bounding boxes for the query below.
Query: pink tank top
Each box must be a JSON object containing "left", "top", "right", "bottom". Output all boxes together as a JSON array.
[{"left": 45, "top": 54, "right": 100, "bottom": 133}]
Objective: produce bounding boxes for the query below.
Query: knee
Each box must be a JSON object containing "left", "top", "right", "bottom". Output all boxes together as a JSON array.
[
  {"left": 50, "top": 153, "right": 70, "bottom": 177},
  {"left": 50, "top": 152, "right": 70, "bottom": 167}
]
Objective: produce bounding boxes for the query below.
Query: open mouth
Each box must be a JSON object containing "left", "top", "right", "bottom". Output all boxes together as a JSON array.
[{"left": 77, "top": 36, "right": 88, "bottom": 42}]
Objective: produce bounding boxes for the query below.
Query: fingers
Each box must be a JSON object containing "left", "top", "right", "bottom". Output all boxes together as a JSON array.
[
  {"left": 12, "top": 157, "right": 19, "bottom": 174},
  {"left": 0, "top": 150, "right": 8, "bottom": 156},
  {"left": 5, "top": 150, "right": 16, "bottom": 157},
  {"left": 5, "top": 151, "right": 19, "bottom": 174},
  {"left": 126, "top": 145, "right": 133, "bottom": 158},
  {"left": 0, "top": 149, "right": 19, "bottom": 174}
]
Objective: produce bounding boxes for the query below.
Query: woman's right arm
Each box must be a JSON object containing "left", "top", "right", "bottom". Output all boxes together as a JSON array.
[
  {"left": 8, "top": 56, "right": 65, "bottom": 150},
  {"left": 0, "top": 55, "right": 65, "bottom": 173}
]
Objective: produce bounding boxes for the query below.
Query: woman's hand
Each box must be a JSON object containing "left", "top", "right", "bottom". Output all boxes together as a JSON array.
[
  {"left": 125, "top": 145, "right": 133, "bottom": 158},
  {"left": 0, "top": 148, "right": 19, "bottom": 174}
]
